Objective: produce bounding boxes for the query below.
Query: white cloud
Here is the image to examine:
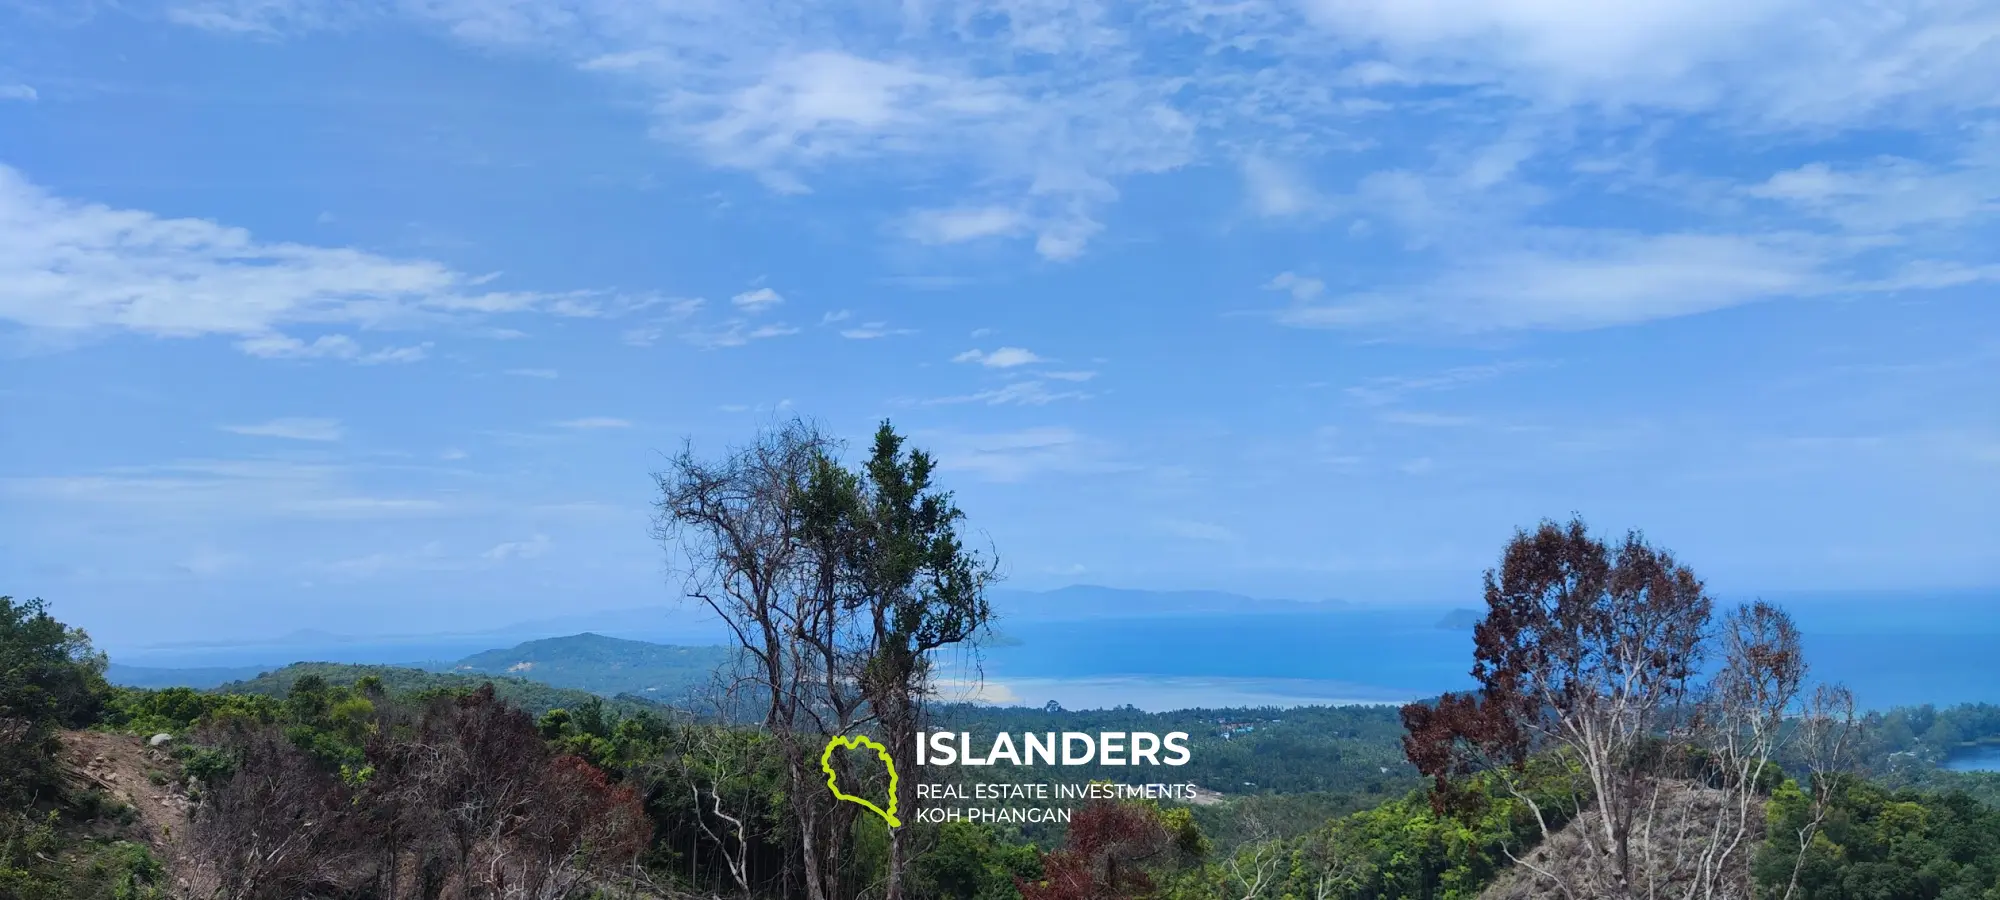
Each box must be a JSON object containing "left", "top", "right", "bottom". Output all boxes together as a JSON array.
[
  {"left": 1276, "top": 231, "right": 1844, "bottom": 332},
  {"left": 905, "top": 206, "right": 1029, "bottom": 244},
  {"left": 1043, "top": 370, "right": 1097, "bottom": 382},
  {"left": 920, "top": 380, "right": 1090, "bottom": 407},
  {"left": 687, "top": 321, "right": 801, "bottom": 348},
  {"left": 822, "top": 309, "right": 853, "bottom": 323},
  {"left": 1745, "top": 153, "right": 2000, "bottom": 233},
  {"left": 1, "top": 460, "right": 455, "bottom": 521},
  {"left": 923, "top": 426, "right": 1123, "bottom": 482},
  {"left": 840, "top": 322, "right": 916, "bottom": 339},
  {"left": 220, "top": 417, "right": 345, "bottom": 441},
  {"left": 1153, "top": 518, "right": 1241, "bottom": 544},
  {"left": 1264, "top": 272, "right": 1326, "bottom": 302},
  {"left": 1378, "top": 411, "right": 1477, "bottom": 427},
  {"left": 731, "top": 287, "right": 784, "bottom": 312},
  {"left": 0, "top": 84, "right": 36, "bottom": 102},
  {"left": 149, "top": 0, "right": 2000, "bottom": 265},
  {"left": 0, "top": 165, "right": 672, "bottom": 359},
  {"left": 483, "top": 534, "right": 552, "bottom": 561},
  {"left": 1243, "top": 156, "right": 1330, "bottom": 220},
  {"left": 234, "top": 333, "right": 432, "bottom": 363},
  {"left": 1345, "top": 362, "right": 1540, "bottom": 406},
  {"left": 1295, "top": 0, "right": 2000, "bottom": 126},
  {"left": 553, "top": 417, "right": 631, "bottom": 429},
  {"left": 953, "top": 347, "right": 1043, "bottom": 368}
]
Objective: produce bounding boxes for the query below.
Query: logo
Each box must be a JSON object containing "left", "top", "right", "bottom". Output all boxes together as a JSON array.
[{"left": 821, "top": 735, "right": 901, "bottom": 828}]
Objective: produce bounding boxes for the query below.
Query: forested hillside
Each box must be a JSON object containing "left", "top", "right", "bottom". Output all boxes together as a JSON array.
[
  {"left": 446, "top": 633, "right": 735, "bottom": 701},
  {"left": 214, "top": 661, "right": 674, "bottom": 719}
]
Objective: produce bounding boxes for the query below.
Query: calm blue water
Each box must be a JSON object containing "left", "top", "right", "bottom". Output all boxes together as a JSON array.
[
  {"left": 1944, "top": 746, "right": 2000, "bottom": 773},
  {"left": 978, "top": 610, "right": 2000, "bottom": 713}
]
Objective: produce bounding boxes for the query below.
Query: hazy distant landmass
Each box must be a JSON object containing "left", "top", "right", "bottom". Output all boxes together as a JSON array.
[
  {"left": 1435, "top": 609, "right": 1481, "bottom": 630},
  {"left": 445, "top": 633, "right": 736, "bottom": 699},
  {"left": 112, "top": 633, "right": 734, "bottom": 707}
]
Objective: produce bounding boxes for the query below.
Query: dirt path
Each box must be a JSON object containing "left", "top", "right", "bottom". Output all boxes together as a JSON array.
[{"left": 61, "top": 730, "right": 194, "bottom": 860}]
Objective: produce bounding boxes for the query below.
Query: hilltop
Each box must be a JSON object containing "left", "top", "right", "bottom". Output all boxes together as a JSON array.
[
  {"left": 212, "top": 661, "right": 669, "bottom": 718},
  {"left": 445, "top": 632, "right": 736, "bottom": 701}
]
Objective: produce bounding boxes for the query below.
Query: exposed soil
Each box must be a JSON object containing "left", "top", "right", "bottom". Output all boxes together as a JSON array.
[{"left": 61, "top": 730, "right": 195, "bottom": 874}]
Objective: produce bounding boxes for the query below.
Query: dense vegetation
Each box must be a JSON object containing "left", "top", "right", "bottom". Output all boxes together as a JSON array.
[
  {"left": 1, "top": 595, "right": 171, "bottom": 899},
  {"left": 1756, "top": 775, "right": 2000, "bottom": 900},
  {"left": 211, "top": 660, "right": 674, "bottom": 719}
]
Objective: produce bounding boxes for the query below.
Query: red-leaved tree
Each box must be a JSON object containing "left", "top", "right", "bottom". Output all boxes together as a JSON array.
[{"left": 1018, "top": 802, "right": 1173, "bottom": 900}]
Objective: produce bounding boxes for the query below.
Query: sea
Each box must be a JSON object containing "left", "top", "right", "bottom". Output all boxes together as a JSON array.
[
  {"left": 957, "top": 596, "right": 2000, "bottom": 714},
  {"left": 1945, "top": 746, "right": 2000, "bottom": 773}
]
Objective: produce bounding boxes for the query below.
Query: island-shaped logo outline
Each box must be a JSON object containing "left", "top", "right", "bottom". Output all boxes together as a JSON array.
[{"left": 821, "top": 735, "right": 901, "bottom": 828}]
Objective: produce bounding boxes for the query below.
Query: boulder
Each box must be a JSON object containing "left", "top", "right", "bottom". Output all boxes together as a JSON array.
[{"left": 148, "top": 733, "right": 174, "bottom": 747}]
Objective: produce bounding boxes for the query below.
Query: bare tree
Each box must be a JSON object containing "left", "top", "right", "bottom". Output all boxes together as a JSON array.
[
  {"left": 653, "top": 419, "right": 862, "bottom": 900},
  {"left": 185, "top": 722, "right": 361, "bottom": 900},
  {"left": 1776, "top": 684, "right": 1857, "bottom": 900}
]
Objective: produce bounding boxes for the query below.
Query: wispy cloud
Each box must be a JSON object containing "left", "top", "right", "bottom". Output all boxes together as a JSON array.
[
  {"left": 236, "top": 334, "right": 432, "bottom": 364},
  {"left": 0, "top": 460, "right": 455, "bottom": 521},
  {"left": 923, "top": 426, "right": 1124, "bottom": 483},
  {"left": 0, "top": 84, "right": 36, "bottom": 102},
  {"left": 904, "top": 206, "right": 1030, "bottom": 244},
  {"left": 1242, "top": 155, "right": 1331, "bottom": 220},
  {"left": 504, "top": 368, "right": 559, "bottom": 379},
  {"left": 731, "top": 287, "right": 783, "bottom": 312},
  {"left": 483, "top": 534, "right": 552, "bottom": 561},
  {"left": 1378, "top": 411, "right": 1478, "bottom": 428},
  {"left": 148, "top": 0, "right": 2000, "bottom": 265},
  {"left": 220, "top": 417, "right": 344, "bottom": 441},
  {"left": 919, "top": 380, "right": 1091, "bottom": 407},
  {"left": 953, "top": 347, "right": 1044, "bottom": 368},
  {"left": 686, "top": 321, "right": 801, "bottom": 349},
  {"left": 840, "top": 322, "right": 917, "bottom": 339},
  {"left": 553, "top": 417, "right": 631, "bottom": 430},
  {"left": 1152, "top": 518, "right": 1241, "bottom": 543},
  {"left": 0, "top": 165, "right": 672, "bottom": 358},
  {"left": 1345, "top": 362, "right": 1542, "bottom": 406},
  {"left": 1273, "top": 232, "right": 1853, "bottom": 332}
]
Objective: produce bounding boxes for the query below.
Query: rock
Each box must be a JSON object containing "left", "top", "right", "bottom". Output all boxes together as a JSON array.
[{"left": 148, "top": 733, "right": 174, "bottom": 747}]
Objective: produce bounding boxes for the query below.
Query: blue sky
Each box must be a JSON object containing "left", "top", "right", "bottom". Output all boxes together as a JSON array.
[{"left": 1, "top": 0, "right": 1996, "bottom": 651}]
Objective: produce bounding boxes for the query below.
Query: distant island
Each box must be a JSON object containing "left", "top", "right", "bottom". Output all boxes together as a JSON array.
[{"left": 1435, "top": 608, "right": 1481, "bottom": 630}]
